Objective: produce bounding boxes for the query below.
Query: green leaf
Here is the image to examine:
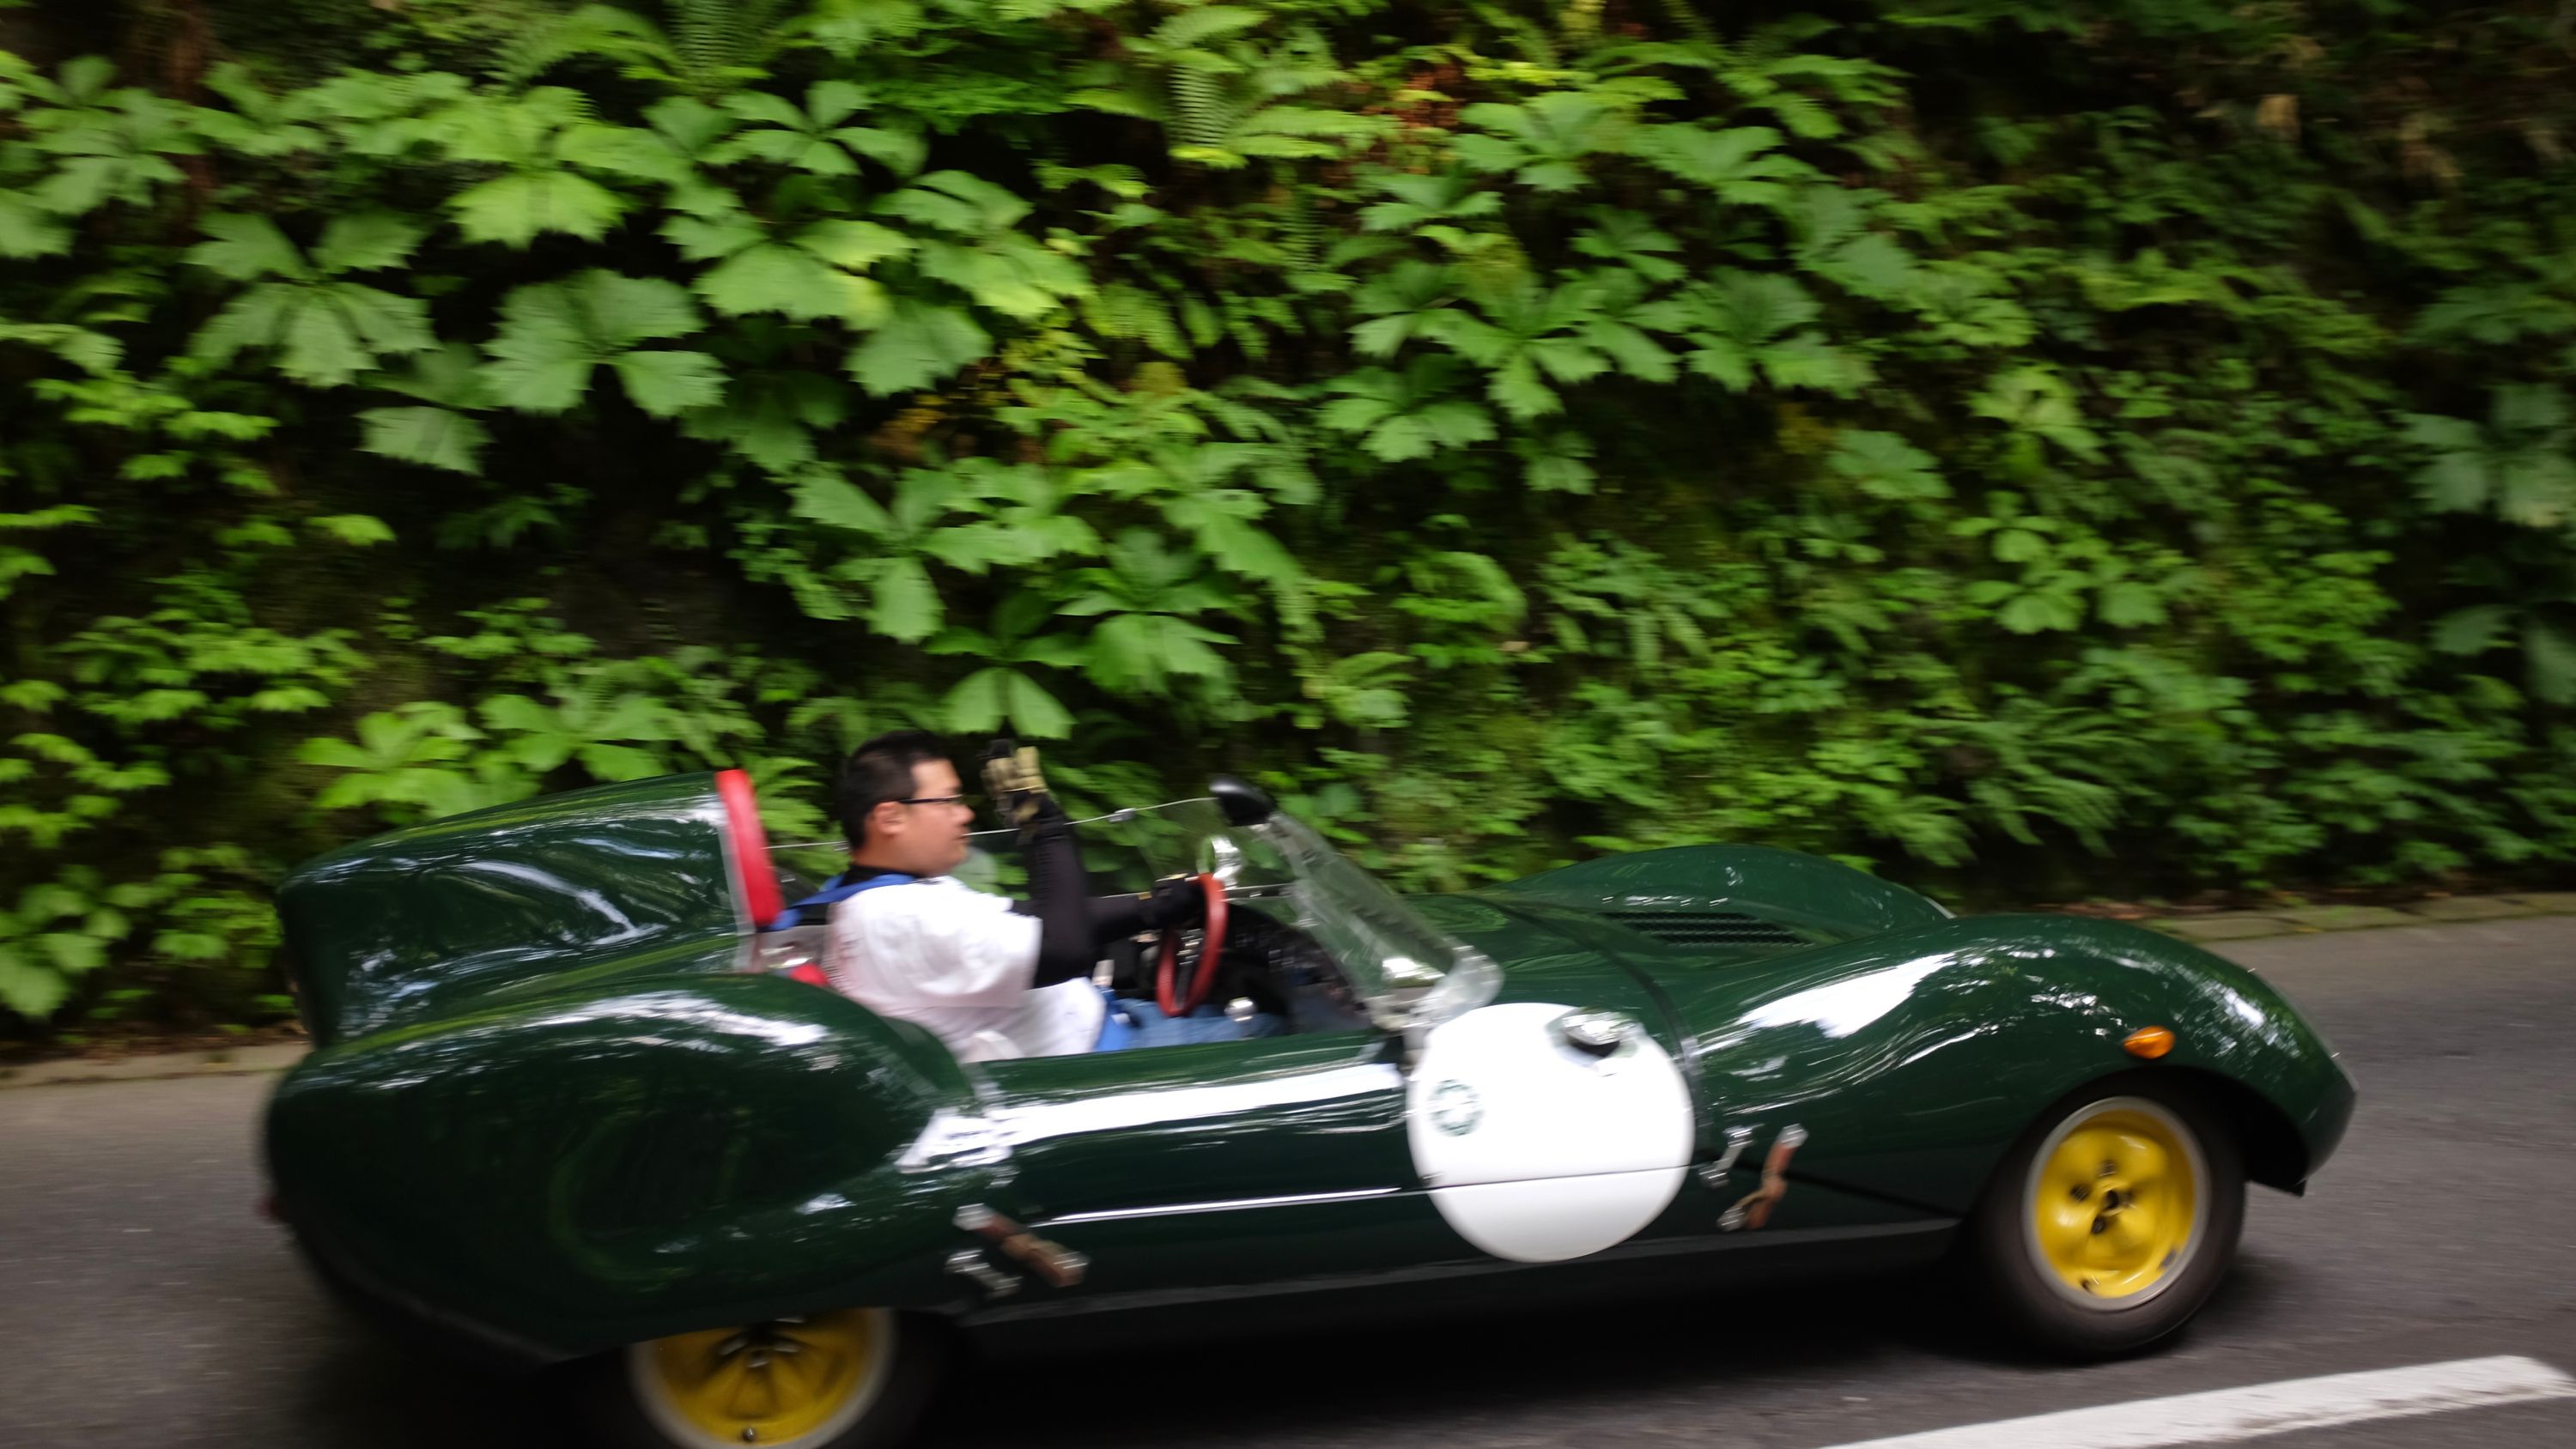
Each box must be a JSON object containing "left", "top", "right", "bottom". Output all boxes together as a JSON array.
[
  {"left": 1085, "top": 614, "right": 1230, "bottom": 694},
  {"left": 0, "top": 953, "right": 72, "bottom": 1018},
  {"left": 359, "top": 404, "right": 489, "bottom": 476},
  {"left": 1817, "top": 233, "right": 1919, "bottom": 300},
  {"left": 40, "top": 932, "right": 106, "bottom": 976},
  {"left": 0, "top": 679, "right": 66, "bottom": 712},
  {"left": 1003, "top": 671, "right": 1075, "bottom": 737},
  {"left": 449, "top": 171, "right": 626, "bottom": 248},
  {"left": 1486, "top": 355, "right": 1561, "bottom": 420},
  {"left": 805, "top": 80, "right": 874, "bottom": 129},
  {"left": 880, "top": 170, "right": 1029, "bottom": 234},
  {"left": 369, "top": 343, "right": 492, "bottom": 409},
  {"left": 871, "top": 555, "right": 942, "bottom": 641},
  {"left": 313, "top": 212, "right": 428, "bottom": 274},
  {"left": 1629, "top": 125, "right": 1800, "bottom": 202},
  {"left": 663, "top": 212, "right": 766, "bottom": 261},
  {"left": 278, "top": 301, "right": 374, "bottom": 388},
  {"left": 834, "top": 125, "right": 927, "bottom": 176},
  {"left": 0, "top": 193, "right": 71, "bottom": 258},
  {"left": 248, "top": 686, "right": 331, "bottom": 712},
  {"left": 1520, "top": 430, "right": 1596, "bottom": 494},
  {"left": 186, "top": 215, "right": 307, "bottom": 282},
  {"left": 567, "top": 270, "right": 704, "bottom": 345},
  {"left": 1997, "top": 591, "right": 2082, "bottom": 633},
  {"left": 330, "top": 286, "right": 438, "bottom": 360},
  {"left": 308, "top": 513, "right": 397, "bottom": 546},
  {"left": 480, "top": 318, "right": 596, "bottom": 413},
  {"left": 1830, "top": 430, "right": 1947, "bottom": 500},
  {"left": 576, "top": 743, "right": 665, "bottom": 781},
  {"left": 916, "top": 237, "right": 1088, "bottom": 320},
  {"left": 1385, "top": 402, "right": 1497, "bottom": 461},
  {"left": 699, "top": 245, "right": 885, "bottom": 323},
  {"left": 1991, "top": 529, "right": 2047, "bottom": 563},
  {"left": 2096, "top": 580, "right": 2166, "bottom": 627},
  {"left": 609, "top": 349, "right": 726, "bottom": 416},
  {"left": 798, "top": 220, "right": 912, "bottom": 271},
  {"left": 845, "top": 300, "right": 991, "bottom": 397},
  {"left": 2412, "top": 451, "right": 2492, "bottom": 513},
  {"left": 2496, "top": 451, "right": 2576, "bottom": 529},
  {"left": 792, "top": 472, "right": 894, "bottom": 534},
  {"left": 2432, "top": 604, "right": 2513, "bottom": 655},
  {"left": 942, "top": 667, "right": 1008, "bottom": 732},
  {"left": 482, "top": 271, "right": 704, "bottom": 411},
  {"left": 2528, "top": 620, "right": 2576, "bottom": 705}
]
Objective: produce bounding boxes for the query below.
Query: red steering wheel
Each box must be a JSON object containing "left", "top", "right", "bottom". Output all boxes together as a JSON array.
[{"left": 1154, "top": 874, "right": 1229, "bottom": 1018}]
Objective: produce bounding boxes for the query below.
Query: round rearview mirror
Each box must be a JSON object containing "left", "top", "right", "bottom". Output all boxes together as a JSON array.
[{"left": 1210, "top": 775, "right": 1276, "bottom": 827}]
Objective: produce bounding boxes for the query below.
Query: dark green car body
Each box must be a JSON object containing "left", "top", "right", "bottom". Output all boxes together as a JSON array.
[{"left": 264, "top": 773, "right": 2354, "bottom": 1365}]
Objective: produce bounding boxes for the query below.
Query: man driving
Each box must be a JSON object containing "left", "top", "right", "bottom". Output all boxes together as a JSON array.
[{"left": 814, "top": 730, "right": 1280, "bottom": 1062}]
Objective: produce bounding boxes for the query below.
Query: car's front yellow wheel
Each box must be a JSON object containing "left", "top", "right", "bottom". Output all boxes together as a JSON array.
[
  {"left": 2024, "top": 1099, "right": 2204, "bottom": 1307},
  {"left": 586, "top": 1307, "right": 943, "bottom": 1449},
  {"left": 1970, "top": 1079, "right": 2245, "bottom": 1358}
]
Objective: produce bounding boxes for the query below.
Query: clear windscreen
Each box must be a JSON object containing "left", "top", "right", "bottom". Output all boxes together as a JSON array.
[{"left": 961, "top": 797, "right": 1498, "bottom": 1030}]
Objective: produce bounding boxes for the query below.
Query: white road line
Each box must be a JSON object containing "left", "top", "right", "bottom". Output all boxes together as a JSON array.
[{"left": 1820, "top": 1355, "right": 2576, "bottom": 1449}]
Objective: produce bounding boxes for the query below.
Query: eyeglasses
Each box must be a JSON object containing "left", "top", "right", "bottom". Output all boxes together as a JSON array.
[{"left": 897, "top": 794, "right": 970, "bottom": 808}]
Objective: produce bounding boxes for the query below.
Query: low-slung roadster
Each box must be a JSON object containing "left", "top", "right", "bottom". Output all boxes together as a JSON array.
[{"left": 264, "top": 770, "right": 2353, "bottom": 1449}]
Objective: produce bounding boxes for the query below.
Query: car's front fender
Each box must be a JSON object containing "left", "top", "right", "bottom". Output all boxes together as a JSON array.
[{"left": 1649, "top": 916, "right": 2355, "bottom": 1215}]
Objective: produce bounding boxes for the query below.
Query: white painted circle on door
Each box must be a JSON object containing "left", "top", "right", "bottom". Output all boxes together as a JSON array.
[{"left": 1406, "top": 1000, "right": 1694, "bottom": 1263}]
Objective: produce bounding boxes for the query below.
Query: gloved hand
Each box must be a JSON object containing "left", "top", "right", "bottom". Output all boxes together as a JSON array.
[
  {"left": 1139, "top": 874, "right": 1210, "bottom": 931},
  {"left": 981, "top": 737, "right": 1056, "bottom": 836}
]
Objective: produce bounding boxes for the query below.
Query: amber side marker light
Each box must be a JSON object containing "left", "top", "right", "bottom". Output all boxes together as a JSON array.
[{"left": 2124, "top": 1025, "right": 2177, "bottom": 1058}]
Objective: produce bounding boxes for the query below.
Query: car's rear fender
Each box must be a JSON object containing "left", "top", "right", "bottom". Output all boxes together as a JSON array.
[{"left": 265, "top": 971, "right": 988, "bottom": 1362}]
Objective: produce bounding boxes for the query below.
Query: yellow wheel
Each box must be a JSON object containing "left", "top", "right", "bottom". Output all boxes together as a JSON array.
[
  {"left": 2021, "top": 1097, "right": 2203, "bottom": 1308},
  {"left": 590, "top": 1308, "right": 943, "bottom": 1449},
  {"left": 1971, "top": 1082, "right": 2245, "bottom": 1358}
]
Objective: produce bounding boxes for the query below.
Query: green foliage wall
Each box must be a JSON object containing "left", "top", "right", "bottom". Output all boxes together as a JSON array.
[{"left": 6, "top": 0, "right": 2576, "bottom": 1032}]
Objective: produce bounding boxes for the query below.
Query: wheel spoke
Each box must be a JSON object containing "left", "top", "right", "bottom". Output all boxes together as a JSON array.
[
  {"left": 2117, "top": 1132, "right": 2172, "bottom": 1185},
  {"left": 2034, "top": 1204, "right": 2092, "bottom": 1261},
  {"left": 2049, "top": 1130, "right": 2113, "bottom": 1184},
  {"left": 704, "top": 1355, "right": 756, "bottom": 1420},
  {"left": 777, "top": 1343, "right": 829, "bottom": 1397},
  {"left": 2099, "top": 1209, "right": 2154, "bottom": 1262}
]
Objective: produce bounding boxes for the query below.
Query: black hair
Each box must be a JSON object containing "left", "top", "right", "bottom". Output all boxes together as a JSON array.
[{"left": 835, "top": 730, "right": 950, "bottom": 848}]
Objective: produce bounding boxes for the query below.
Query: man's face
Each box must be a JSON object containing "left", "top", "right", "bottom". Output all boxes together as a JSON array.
[{"left": 871, "top": 758, "right": 975, "bottom": 876}]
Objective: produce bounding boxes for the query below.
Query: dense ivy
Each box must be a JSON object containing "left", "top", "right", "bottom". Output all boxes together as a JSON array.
[{"left": 5, "top": 0, "right": 2575, "bottom": 1034}]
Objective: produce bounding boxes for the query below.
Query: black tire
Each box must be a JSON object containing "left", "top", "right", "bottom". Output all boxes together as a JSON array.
[
  {"left": 1966, "top": 1076, "right": 2246, "bottom": 1359},
  {"left": 578, "top": 1308, "right": 949, "bottom": 1449}
]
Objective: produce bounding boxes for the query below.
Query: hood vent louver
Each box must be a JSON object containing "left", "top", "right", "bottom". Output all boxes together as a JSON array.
[{"left": 1602, "top": 911, "right": 1806, "bottom": 948}]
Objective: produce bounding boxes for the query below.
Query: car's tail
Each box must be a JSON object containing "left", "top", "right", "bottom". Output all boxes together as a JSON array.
[{"left": 274, "top": 771, "right": 782, "bottom": 1046}]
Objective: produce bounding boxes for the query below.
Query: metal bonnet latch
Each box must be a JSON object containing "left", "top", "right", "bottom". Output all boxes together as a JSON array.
[
  {"left": 946, "top": 1204, "right": 1089, "bottom": 1300},
  {"left": 1720, "top": 1125, "right": 1808, "bottom": 1232}
]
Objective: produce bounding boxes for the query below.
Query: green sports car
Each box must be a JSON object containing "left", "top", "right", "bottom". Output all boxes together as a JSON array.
[{"left": 263, "top": 769, "right": 2354, "bottom": 1449}]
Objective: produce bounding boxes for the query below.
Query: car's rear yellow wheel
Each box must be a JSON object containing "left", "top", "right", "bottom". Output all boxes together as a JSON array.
[
  {"left": 1970, "top": 1079, "right": 2245, "bottom": 1359},
  {"left": 632, "top": 1309, "right": 890, "bottom": 1448},
  {"left": 586, "top": 1308, "right": 943, "bottom": 1449}
]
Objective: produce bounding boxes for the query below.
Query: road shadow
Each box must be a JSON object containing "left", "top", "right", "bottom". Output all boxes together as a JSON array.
[
  {"left": 922, "top": 1269, "right": 1971, "bottom": 1449},
  {"left": 276, "top": 1253, "right": 2315, "bottom": 1449},
  {"left": 294, "top": 1333, "right": 567, "bottom": 1449}
]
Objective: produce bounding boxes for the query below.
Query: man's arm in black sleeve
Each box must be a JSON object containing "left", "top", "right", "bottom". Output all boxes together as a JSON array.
[
  {"left": 1009, "top": 818, "right": 1211, "bottom": 986},
  {"left": 1008, "top": 806, "right": 1098, "bottom": 987}
]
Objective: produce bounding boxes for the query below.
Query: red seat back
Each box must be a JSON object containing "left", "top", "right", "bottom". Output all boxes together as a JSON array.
[{"left": 714, "top": 768, "right": 787, "bottom": 931}]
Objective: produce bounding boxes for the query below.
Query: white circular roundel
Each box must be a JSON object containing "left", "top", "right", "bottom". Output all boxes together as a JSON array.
[{"left": 1406, "top": 1001, "right": 1694, "bottom": 1263}]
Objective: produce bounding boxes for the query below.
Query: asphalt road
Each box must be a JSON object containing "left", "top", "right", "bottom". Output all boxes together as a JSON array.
[{"left": 4, "top": 917, "right": 2572, "bottom": 1449}]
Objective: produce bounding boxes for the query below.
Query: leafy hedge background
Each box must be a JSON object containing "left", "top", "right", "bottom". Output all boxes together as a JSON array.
[{"left": 5, "top": 0, "right": 2575, "bottom": 1037}]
